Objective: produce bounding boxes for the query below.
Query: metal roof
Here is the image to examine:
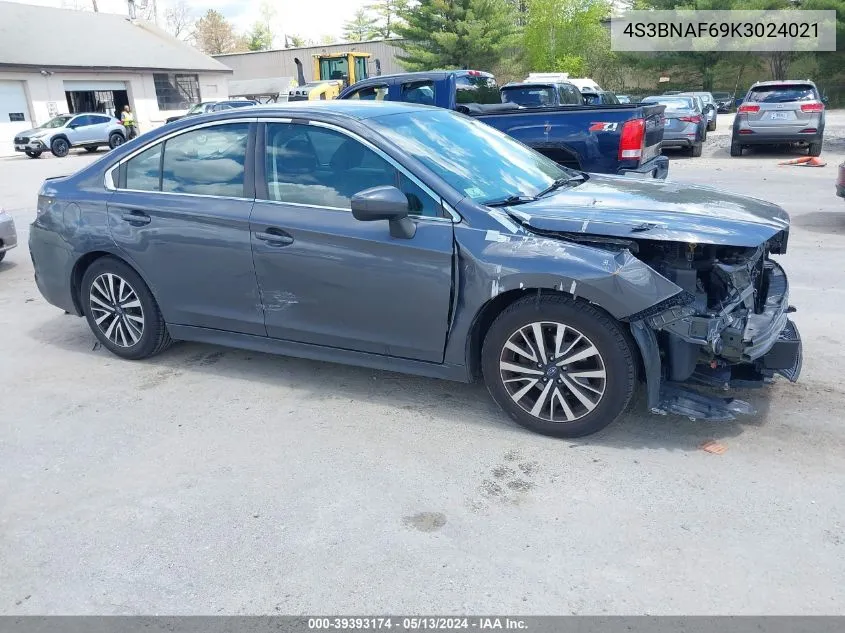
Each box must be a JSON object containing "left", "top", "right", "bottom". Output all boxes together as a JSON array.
[{"left": 0, "top": 1, "right": 231, "bottom": 73}]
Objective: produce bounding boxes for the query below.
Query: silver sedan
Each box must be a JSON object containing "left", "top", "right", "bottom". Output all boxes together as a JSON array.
[{"left": 0, "top": 208, "right": 17, "bottom": 263}]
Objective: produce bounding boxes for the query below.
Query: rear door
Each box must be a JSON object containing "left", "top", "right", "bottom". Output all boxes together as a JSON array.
[
  {"left": 107, "top": 119, "right": 265, "bottom": 335},
  {"left": 743, "top": 83, "right": 821, "bottom": 134},
  {"left": 89, "top": 114, "right": 113, "bottom": 143}
]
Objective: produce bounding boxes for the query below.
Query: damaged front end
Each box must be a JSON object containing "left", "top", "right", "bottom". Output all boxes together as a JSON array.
[{"left": 629, "top": 234, "right": 802, "bottom": 421}]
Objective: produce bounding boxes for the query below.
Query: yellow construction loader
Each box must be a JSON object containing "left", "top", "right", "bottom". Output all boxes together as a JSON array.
[{"left": 288, "top": 52, "right": 371, "bottom": 101}]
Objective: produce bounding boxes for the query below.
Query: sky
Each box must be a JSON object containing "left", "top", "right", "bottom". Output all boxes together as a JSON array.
[{"left": 10, "top": 0, "right": 372, "bottom": 43}]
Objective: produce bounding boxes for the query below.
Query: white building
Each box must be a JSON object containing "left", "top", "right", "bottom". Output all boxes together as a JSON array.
[{"left": 0, "top": 1, "right": 232, "bottom": 156}]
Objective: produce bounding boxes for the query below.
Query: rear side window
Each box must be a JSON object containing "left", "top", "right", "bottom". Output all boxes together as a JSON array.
[
  {"left": 400, "top": 81, "right": 435, "bottom": 106},
  {"left": 160, "top": 123, "right": 250, "bottom": 197},
  {"left": 347, "top": 84, "right": 389, "bottom": 101},
  {"left": 559, "top": 85, "right": 582, "bottom": 105},
  {"left": 456, "top": 74, "right": 500, "bottom": 104},
  {"left": 747, "top": 84, "right": 817, "bottom": 103}
]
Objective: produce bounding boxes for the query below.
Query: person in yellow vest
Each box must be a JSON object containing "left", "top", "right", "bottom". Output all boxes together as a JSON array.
[{"left": 121, "top": 105, "right": 138, "bottom": 140}]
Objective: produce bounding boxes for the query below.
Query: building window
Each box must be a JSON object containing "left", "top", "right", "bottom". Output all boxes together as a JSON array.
[{"left": 153, "top": 73, "right": 201, "bottom": 111}]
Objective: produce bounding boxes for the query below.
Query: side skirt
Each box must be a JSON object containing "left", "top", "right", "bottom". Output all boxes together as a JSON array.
[{"left": 167, "top": 324, "right": 472, "bottom": 383}]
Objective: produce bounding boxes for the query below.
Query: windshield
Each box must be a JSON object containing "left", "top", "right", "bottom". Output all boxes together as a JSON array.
[
  {"left": 187, "top": 103, "right": 206, "bottom": 114},
  {"left": 38, "top": 115, "right": 73, "bottom": 129},
  {"left": 367, "top": 109, "right": 570, "bottom": 203},
  {"left": 747, "top": 84, "right": 817, "bottom": 103},
  {"left": 642, "top": 96, "right": 694, "bottom": 111},
  {"left": 501, "top": 86, "right": 556, "bottom": 107}
]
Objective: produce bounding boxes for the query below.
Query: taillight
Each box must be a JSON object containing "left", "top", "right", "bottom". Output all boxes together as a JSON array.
[
  {"left": 619, "top": 118, "right": 645, "bottom": 160},
  {"left": 679, "top": 115, "right": 702, "bottom": 123},
  {"left": 737, "top": 104, "right": 760, "bottom": 114},
  {"left": 800, "top": 101, "right": 824, "bottom": 112}
]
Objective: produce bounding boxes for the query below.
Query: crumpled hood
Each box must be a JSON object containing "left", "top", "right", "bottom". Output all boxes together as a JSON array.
[{"left": 507, "top": 174, "right": 790, "bottom": 247}]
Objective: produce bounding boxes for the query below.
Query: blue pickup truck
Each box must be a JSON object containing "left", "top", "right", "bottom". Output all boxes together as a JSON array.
[{"left": 338, "top": 70, "right": 669, "bottom": 179}]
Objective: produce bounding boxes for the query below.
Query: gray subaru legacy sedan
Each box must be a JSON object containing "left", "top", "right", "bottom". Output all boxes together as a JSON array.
[{"left": 29, "top": 101, "right": 802, "bottom": 437}]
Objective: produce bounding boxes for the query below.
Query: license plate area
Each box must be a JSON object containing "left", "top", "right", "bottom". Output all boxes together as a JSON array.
[{"left": 770, "top": 112, "right": 790, "bottom": 120}]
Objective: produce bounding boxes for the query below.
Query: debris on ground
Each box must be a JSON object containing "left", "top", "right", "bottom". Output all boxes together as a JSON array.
[
  {"left": 700, "top": 440, "right": 728, "bottom": 454},
  {"left": 778, "top": 156, "right": 827, "bottom": 167}
]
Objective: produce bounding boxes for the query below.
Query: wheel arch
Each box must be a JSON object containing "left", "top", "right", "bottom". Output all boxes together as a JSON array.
[
  {"left": 51, "top": 133, "right": 71, "bottom": 147},
  {"left": 70, "top": 250, "right": 157, "bottom": 315}
]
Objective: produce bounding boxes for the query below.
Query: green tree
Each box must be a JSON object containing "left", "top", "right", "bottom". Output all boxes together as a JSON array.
[
  {"left": 395, "top": 0, "right": 519, "bottom": 71},
  {"left": 343, "top": 8, "right": 379, "bottom": 41},
  {"left": 246, "top": 21, "right": 274, "bottom": 50},
  {"left": 368, "top": 0, "right": 409, "bottom": 38},
  {"left": 523, "top": 0, "right": 610, "bottom": 76}
]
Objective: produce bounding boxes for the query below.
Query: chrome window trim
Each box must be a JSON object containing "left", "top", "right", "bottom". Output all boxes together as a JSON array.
[
  {"left": 259, "top": 117, "right": 461, "bottom": 223},
  {"left": 254, "top": 198, "right": 455, "bottom": 225},
  {"left": 104, "top": 117, "right": 260, "bottom": 194}
]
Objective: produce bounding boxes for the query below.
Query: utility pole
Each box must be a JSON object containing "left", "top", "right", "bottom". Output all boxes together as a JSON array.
[{"left": 91, "top": 0, "right": 99, "bottom": 11}]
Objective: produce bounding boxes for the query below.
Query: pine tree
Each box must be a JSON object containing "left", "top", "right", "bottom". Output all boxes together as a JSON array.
[
  {"left": 395, "top": 0, "right": 518, "bottom": 71},
  {"left": 367, "top": 0, "right": 409, "bottom": 39},
  {"left": 343, "top": 8, "right": 379, "bottom": 42}
]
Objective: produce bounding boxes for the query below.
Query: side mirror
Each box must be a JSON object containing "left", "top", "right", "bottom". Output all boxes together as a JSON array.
[
  {"left": 351, "top": 185, "right": 415, "bottom": 239},
  {"left": 67, "top": 123, "right": 78, "bottom": 129}
]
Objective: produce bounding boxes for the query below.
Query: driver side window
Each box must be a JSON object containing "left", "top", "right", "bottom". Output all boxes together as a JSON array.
[{"left": 263, "top": 123, "right": 443, "bottom": 218}]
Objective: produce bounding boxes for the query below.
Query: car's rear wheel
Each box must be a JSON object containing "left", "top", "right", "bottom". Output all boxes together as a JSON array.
[
  {"left": 84, "top": 146, "right": 99, "bottom": 153},
  {"left": 808, "top": 141, "right": 822, "bottom": 157},
  {"left": 0, "top": 252, "right": 5, "bottom": 263},
  {"left": 80, "top": 257, "right": 172, "bottom": 360},
  {"left": 50, "top": 138, "right": 69, "bottom": 158},
  {"left": 707, "top": 120, "right": 716, "bottom": 132},
  {"left": 730, "top": 140, "right": 743, "bottom": 157},
  {"left": 481, "top": 295, "right": 637, "bottom": 438},
  {"left": 25, "top": 150, "right": 41, "bottom": 158},
  {"left": 108, "top": 132, "right": 125, "bottom": 149},
  {"left": 690, "top": 142, "right": 703, "bottom": 157}
]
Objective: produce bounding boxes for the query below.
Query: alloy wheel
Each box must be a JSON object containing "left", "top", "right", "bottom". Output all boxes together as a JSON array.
[
  {"left": 499, "top": 321, "right": 607, "bottom": 423},
  {"left": 89, "top": 273, "right": 145, "bottom": 348}
]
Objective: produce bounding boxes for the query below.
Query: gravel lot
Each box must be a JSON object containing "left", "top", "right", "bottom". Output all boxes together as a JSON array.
[{"left": 1, "top": 112, "right": 844, "bottom": 616}]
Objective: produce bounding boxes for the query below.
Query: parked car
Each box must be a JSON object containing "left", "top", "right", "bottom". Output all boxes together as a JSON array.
[
  {"left": 712, "top": 91, "right": 734, "bottom": 113},
  {"left": 13, "top": 113, "right": 125, "bottom": 158},
  {"left": 30, "top": 101, "right": 802, "bottom": 437},
  {"left": 0, "top": 208, "right": 16, "bottom": 263},
  {"left": 581, "top": 90, "right": 620, "bottom": 105},
  {"left": 641, "top": 95, "right": 706, "bottom": 157},
  {"left": 837, "top": 161, "right": 845, "bottom": 199},
  {"left": 164, "top": 100, "right": 259, "bottom": 124},
  {"left": 339, "top": 71, "right": 670, "bottom": 178},
  {"left": 500, "top": 81, "right": 585, "bottom": 107},
  {"left": 680, "top": 91, "right": 717, "bottom": 131},
  {"left": 731, "top": 80, "right": 825, "bottom": 157},
  {"left": 617, "top": 95, "right": 632, "bottom": 104}
]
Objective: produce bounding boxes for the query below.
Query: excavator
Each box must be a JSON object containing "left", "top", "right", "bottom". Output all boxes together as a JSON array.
[{"left": 288, "top": 52, "right": 371, "bottom": 101}]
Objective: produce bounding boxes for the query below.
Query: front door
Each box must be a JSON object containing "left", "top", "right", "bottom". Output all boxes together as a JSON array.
[
  {"left": 107, "top": 120, "right": 265, "bottom": 335},
  {"left": 249, "top": 121, "right": 454, "bottom": 362}
]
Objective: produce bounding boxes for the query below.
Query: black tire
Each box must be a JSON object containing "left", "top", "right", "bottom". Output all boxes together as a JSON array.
[
  {"left": 0, "top": 252, "right": 5, "bottom": 263},
  {"left": 808, "top": 141, "right": 822, "bottom": 157},
  {"left": 108, "top": 132, "right": 125, "bottom": 149},
  {"left": 84, "top": 146, "right": 99, "bottom": 153},
  {"left": 707, "top": 120, "right": 716, "bottom": 132},
  {"left": 481, "top": 295, "right": 637, "bottom": 438},
  {"left": 730, "top": 140, "right": 742, "bottom": 157},
  {"left": 25, "top": 150, "right": 42, "bottom": 158},
  {"left": 80, "top": 257, "right": 172, "bottom": 360},
  {"left": 50, "top": 137, "right": 70, "bottom": 158},
  {"left": 690, "top": 142, "right": 703, "bottom": 158}
]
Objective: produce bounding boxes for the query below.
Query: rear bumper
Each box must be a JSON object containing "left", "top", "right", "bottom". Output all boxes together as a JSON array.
[
  {"left": 661, "top": 138, "right": 696, "bottom": 148},
  {"left": 618, "top": 154, "right": 669, "bottom": 180},
  {"left": 29, "top": 223, "right": 79, "bottom": 314},
  {"left": 733, "top": 130, "right": 823, "bottom": 145}
]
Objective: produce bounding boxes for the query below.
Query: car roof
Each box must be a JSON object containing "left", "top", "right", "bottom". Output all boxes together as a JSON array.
[
  {"left": 751, "top": 79, "right": 817, "bottom": 87},
  {"left": 232, "top": 100, "right": 431, "bottom": 121}
]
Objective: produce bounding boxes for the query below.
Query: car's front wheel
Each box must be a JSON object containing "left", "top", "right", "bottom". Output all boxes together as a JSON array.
[
  {"left": 25, "top": 150, "right": 42, "bottom": 158},
  {"left": 108, "top": 132, "right": 125, "bottom": 149},
  {"left": 80, "top": 257, "right": 172, "bottom": 360},
  {"left": 50, "top": 138, "right": 70, "bottom": 158},
  {"left": 690, "top": 142, "right": 703, "bottom": 157},
  {"left": 481, "top": 295, "right": 637, "bottom": 438}
]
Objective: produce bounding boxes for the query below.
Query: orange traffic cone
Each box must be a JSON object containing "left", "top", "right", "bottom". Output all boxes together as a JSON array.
[{"left": 779, "top": 155, "right": 827, "bottom": 167}]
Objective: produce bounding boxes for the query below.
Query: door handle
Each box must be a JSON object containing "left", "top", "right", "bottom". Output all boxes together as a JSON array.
[
  {"left": 254, "top": 229, "right": 294, "bottom": 247},
  {"left": 120, "top": 211, "right": 151, "bottom": 225}
]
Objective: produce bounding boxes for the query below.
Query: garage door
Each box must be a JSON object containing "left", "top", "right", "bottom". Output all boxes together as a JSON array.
[{"left": 0, "top": 81, "right": 31, "bottom": 158}]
